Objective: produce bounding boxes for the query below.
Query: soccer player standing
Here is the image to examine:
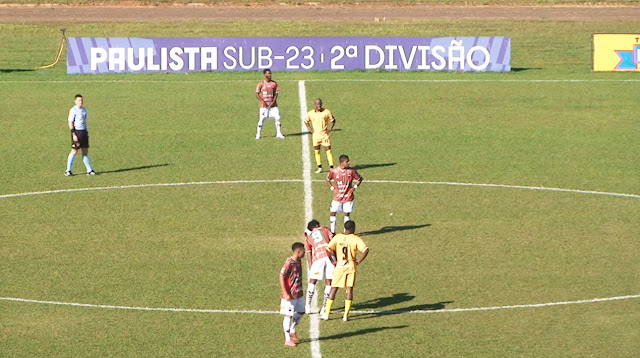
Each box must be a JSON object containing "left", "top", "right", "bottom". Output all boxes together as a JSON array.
[
  {"left": 326, "top": 154, "right": 363, "bottom": 234},
  {"left": 255, "top": 69, "right": 284, "bottom": 139},
  {"left": 279, "top": 242, "right": 306, "bottom": 347},
  {"left": 304, "top": 98, "right": 336, "bottom": 173},
  {"left": 65, "top": 94, "right": 96, "bottom": 176},
  {"left": 322, "top": 220, "right": 369, "bottom": 322},
  {"left": 304, "top": 220, "right": 335, "bottom": 315}
]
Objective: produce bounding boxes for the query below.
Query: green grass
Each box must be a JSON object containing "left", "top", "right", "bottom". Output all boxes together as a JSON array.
[{"left": 1, "top": 19, "right": 639, "bottom": 358}]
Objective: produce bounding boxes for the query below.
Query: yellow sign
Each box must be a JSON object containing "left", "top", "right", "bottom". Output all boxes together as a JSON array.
[{"left": 593, "top": 34, "right": 640, "bottom": 71}]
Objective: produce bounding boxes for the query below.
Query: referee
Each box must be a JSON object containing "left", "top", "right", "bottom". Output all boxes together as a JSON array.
[{"left": 65, "top": 94, "right": 96, "bottom": 176}]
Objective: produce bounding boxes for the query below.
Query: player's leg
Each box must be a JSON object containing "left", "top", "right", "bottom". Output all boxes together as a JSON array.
[
  {"left": 80, "top": 147, "right": 95, "bottom": 175},
  {"left": 343, "top": 201, "right": 355, "bottom": 225},
  {"left": 256, "top": 108, "right": 267, "bottom": 139},
  {"left": 313, "top": 144, "right": 322, "bottom": 173},
  {"left": 323, "top": 142, "right": 334, "bottom": 169},
  {"left": 329, "top": 201, "right": 342, "bottom": 234},
  {"left": 66, "top": 147, "right": 78, "bottom": 175},
  {"left": 322, "top": 269, "right": 344, "bottom": 320},
  {"left": 307, "top": 274, "right": 319, "bottom": 306},
  {"left": 280, "top": 299, "right": 296, "bottom": 346},
  {"left": 321, "top": 258, "right": 334, "bottom": 314},
  {"left": 343, "top": 275, "right": 356, "bottom": 321},
  {"left": 289, "top": 299, "right": 305, "bottom": 343},
  {"left": 273, "top": 107, "right": 284, "bottom": 139}
]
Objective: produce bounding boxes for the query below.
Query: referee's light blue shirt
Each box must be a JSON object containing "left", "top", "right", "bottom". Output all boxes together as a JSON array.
[{"left": 68, "top": 106, "right": 87, "bottom": 130}]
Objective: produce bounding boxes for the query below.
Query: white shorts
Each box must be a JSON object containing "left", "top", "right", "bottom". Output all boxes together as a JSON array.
[
  {"left": 280, "top": 297, "right": 305, "bottom": 316},
  {"left": 259, "top": 107, "right": 280, "bottom": 121},
  {"left": 330, "top": 200, "right": 355, "bottom": 214},
  {"left": 308, "top": 257, "right": 335, "bottom": 281}
]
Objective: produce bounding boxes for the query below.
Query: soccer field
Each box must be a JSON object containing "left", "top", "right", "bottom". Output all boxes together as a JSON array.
[{"left": 1, "top": 17, "right": 639, "bottom": 358}]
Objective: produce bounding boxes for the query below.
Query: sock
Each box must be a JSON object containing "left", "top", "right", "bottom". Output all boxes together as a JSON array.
[
  {"left": 306, "top": 283, "right": 316, "bottom": 305},
  {"left": 275, "top": 119, "right": 283, "bottom": 135},
  {"left": 326, "top": 150, "right": 334, "bottom": 167},
  {"left": 82, "top": 155, "right": 93, "bottom": 173},
  {"left": 283, "top": 316, "right": 291, "bottom": 341},
  {"left": 66, "top": 153, "right": 75, "bottom": 172},
  {"left": 324, "top": 298, "right": 334, "bottom": 315},
  {"left": 291, "top": 312, "right": 302, "bottom": 333},
  {"left": 344, "top": 299, "right": 352, "bottom": 318},
  {"left": 344, "top": 215, "right": 350, "bottom": 224},
  {"left": 256, "top": 116, "right": 265, "bottom": 136},
  {"left": 329, "top": 216, "right": 337, "bottom": 233},
  {"left": 322, "top": 286, "right": 331, "bottom": 309},
  {"left": 314, "top": 149, "right": 322, "bottom": 166}
]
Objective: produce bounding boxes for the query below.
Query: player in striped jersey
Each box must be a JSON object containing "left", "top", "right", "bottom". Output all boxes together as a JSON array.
[
  {"left": 279, "top": 242, "right": 306, "bottom": 347},
  {"left": 326, "top": 154, "right": 363, "bottom": 234},
  {"left": 304, "top": 219, "right": 335, "bottom": 315},
  {"left": 65, "top": 94, "right": 96, "bottom": 176},
  {"left": 255, "top": 69, "right": 284, "bottom": 139},
  {"left": 321, "top": 220, "right": 369, "bottom": 322}
]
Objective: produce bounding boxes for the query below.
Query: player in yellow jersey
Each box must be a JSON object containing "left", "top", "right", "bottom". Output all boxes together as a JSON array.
[
  {"left": 321, "top": 220, "right": 369, "bottom": 322},
  {"left": 304, "top": 98, "right": 336, "bottom": 173}
]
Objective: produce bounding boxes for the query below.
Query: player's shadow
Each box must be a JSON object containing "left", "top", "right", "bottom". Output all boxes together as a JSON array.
[
  {"left": 314, "top": 325, "right": 409, "bottom": 342},
  {"left": 354, "top": 292, "right": 416, "bottom": 310},
  {"left": 351, "top": 162, "right": 396, "bottom": 170},
  {"left": 99, "top": 163, "right": 169, "bottom": 174},
  {"left": 286, "top": 128, "right": 343, "bottom": 137},
  {"left": 352, "top": 300, "right": 454, "bottom": 321},
  {"left": 359, "top": 224, "right": 431, "bottom": 237}
]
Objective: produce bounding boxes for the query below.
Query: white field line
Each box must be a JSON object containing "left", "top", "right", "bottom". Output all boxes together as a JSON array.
[
  {"left": 299, "top": 80, "right": 322, "bottom": 358},
  {"left": 2, "top": 179, "right": 638, "bottom": 200},
  {"left": 3, "top": 79, "right": 640, "bottom": 84},
  {"left": 2, "top": 294, "right": 639, "bottom": 315}
]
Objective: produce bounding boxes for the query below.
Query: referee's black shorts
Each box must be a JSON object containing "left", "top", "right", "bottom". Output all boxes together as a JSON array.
[{"left": 71, "top": 130, "right": 90, "bottom": 149}]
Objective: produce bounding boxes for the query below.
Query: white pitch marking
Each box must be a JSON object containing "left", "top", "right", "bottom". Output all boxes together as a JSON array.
[
  {"left": 2, "top": 179, "right": 638, "bottom": 200},
  {"left": 2, "top": 294, "right": 639, "bottom": 315},
  {"left": 2, "top": 79, "right": 640, "bottom": 84},
  {"left": 299, "top": 80, "right": 322, "bottom": 358}
]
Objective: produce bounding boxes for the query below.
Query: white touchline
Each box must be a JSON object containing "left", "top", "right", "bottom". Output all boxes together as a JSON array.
[
  {"left": 3, "top": 79, "right": 640, "bottom": 84},
  {"left": 299, "top": 80, "right": 323, "bottom": 358},
  {"left": 2, "top": 180, "right": 638, "bottom": 200},
  {"left": 2, "top": 294, "right": 639, "bottom": 315}
]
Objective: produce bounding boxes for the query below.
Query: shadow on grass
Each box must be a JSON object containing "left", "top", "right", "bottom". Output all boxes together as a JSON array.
[
  {"left": 352, "top": 301, "right": 454, "bottom": 321},
  {"left": 0, "top": 69, "right": 35, "bottom": 73},
  {"left": 351, "top": 162, "right": 396, "bottom": 171},
  {"left": 511, "top": 67, "right": 542, "bottom": 72},
  {"left": 287, "top": 128, "right": 342, "bottom": 137},
  {"left": 99, "top": 163, "right": 169, "bottom": 174},
  {"left": 301, "top": 325, "right": 408, "bottom": 343},
  {"left": 359, "top": 224, "right": 431, "bottom": 237},
  {"left": 354, "top": 292, "right": 416, "bottom": 310}
]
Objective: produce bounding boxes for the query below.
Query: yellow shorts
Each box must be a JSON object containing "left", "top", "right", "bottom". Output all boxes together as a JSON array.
[
  {"left": 312, "top": 132, "right": 331, "bottom": 147},
  {"left": 331, "top": 269, "right": 356, "bottom": 288}
]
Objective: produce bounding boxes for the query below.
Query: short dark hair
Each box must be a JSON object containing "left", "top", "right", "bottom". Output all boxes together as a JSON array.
[
  {"left": 307, "top": 219, "right": 320, "bottom": 231},
  {"left": 339, "top": 155, "right": 349, "bottom": 163},
  {"left": 75, "top": 94, "right": 83, "bottom": 99},
  {"left": 292, "top": 242, "right": 305, "bottom": 251},
  {"left": 344, "top": 220, "right": 356, "bottom": 233},
  {"left": 263, "top": 68, "right": 271, "bottom": 74}
]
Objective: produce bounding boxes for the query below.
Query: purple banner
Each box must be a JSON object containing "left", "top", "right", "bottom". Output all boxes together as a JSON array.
[{"left": 67, "top": 37, "right": 511, "bottom": 74}]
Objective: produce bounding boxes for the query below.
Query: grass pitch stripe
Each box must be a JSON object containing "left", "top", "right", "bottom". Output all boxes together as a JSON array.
[
  {"left": 299, "top": 80, "right": 323, "bottom": 358},
  {"left": 2, "top": 294, "right": 638, "bottom": 315},
  {"left": 2, "top": 79, "right": 640, "bottom": 84}
]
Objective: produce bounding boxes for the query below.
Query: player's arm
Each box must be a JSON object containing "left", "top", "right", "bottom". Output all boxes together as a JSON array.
[
  {"left": 68, "top": 109, "right": 78, "bottom": 143},
  {"left": 269, "top": 84, "right": 279, "bottom": 109},
  {"left": 325, "top": 171, "right": 335, "bottom": 190},
  {"left": 279, "top": 270, "right": 292, "bottom": 300},
  {"left": 356, "top": 248, "right": 369, "bottom": 266},
  {"left": 304, "top": 240, "right": 314, "bottom": 268},
  {"left": 304, "top": 116, "right": 313, "bottom": 133},
  {"left": 327, "top": 111, "right": 336, "bottom": 133},
  {"left": 255, "top": 84, "right": 265, "bottom": 106},
  {"left": 327, "top": 238, "right": 338, "bottom": 265}
]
